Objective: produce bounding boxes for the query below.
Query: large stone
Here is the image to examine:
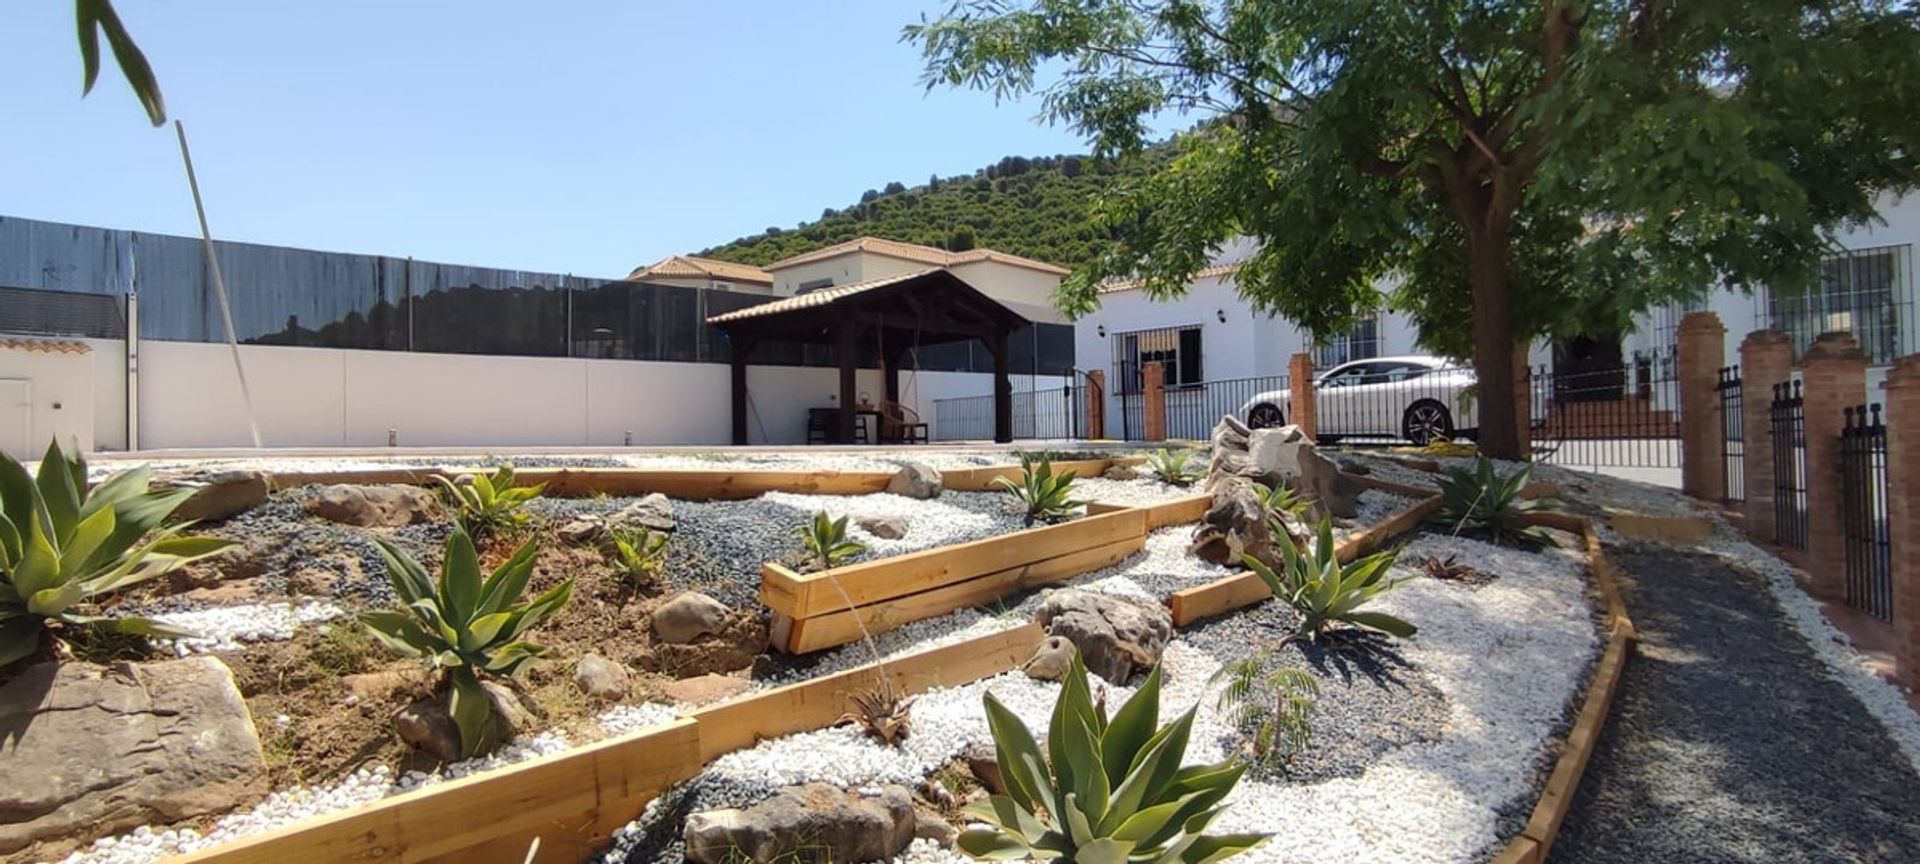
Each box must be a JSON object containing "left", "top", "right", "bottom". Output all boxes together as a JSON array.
[
  {"left": 1188, "top": 478, "right": 1279, "bottom": 568},
  {"left": 306, "top": 483, "right": 441, "bottom": 527},
  {"left": 610, "top": 493, "right": 676, "bottom": 533},
  {"left": 886, "top": 462, "right": 943, "bottom": 500},
  {"left": 962, "top": 742, "right": 1006, "bottom": 796},
  {"left": 168, "top": 471, "right": 270, "bottom": 524},
  {"left": 393, "top": 681, "right": 536, "bottom": 761},
  {"left": 0, "top": 658, "right": 266, "bottom": 855},
  {"left": 573, "top": 653, "right": 632, "bottom": 701},
  {"left": 855, "top": 515, "right": 908, "bottom": 540},
  {"left": 1246, "top": 426, "right": 1362, "bottom": 520},
  {"left": 1034, "top": 590, "right": 1174, "bottom": 684},
  {"left": 1022, "top": 635, "right": 1076, "bottom": 682},
  {"left": 652, "top": 591, "right": 731, "bottom": 644},
  {"left": 684, "top": 784, "right": 916, "bottom": 864}
]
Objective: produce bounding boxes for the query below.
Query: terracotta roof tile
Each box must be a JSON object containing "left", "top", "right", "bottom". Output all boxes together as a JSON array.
[
  {"left": 0, "top": 337, "right": 92, "bottom": 354},
  {"left": 764, "top": 236, "right": 1071, "bottom": 277},
  {"left": 626, "top": 255, "right": 773, "bottom": 285},
  {"left": 1097, "top": 262, "right": 1242, "bottom": 294},
  {"left": 705, "top": 269, "right": 944, "bottom": 324}
]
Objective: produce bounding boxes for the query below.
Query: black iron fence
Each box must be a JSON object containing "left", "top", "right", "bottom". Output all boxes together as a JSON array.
[
  {"left": 1770, "top": 381, "right": 1809, "bottom": 549},
  {"left": 1308, "top": 364, "right": 1473, "bottom": 444},
  {"left": 1840, "top": 403, "right": 1893, "bottom": 621},
  {"left": 931, "top": 380, "right": 1084, "bottom": 442},
  {"left": 1532, "top": 347, "right": 1683, "bottom": 471},
  {"left": 1162, "top": 374, "right": 1290, "bottom": 440},
  {"left": 1718, "top": 366, "right": 1745, "bottom": 504}
]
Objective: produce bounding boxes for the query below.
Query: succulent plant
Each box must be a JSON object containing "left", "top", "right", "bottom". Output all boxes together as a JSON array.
[
  {"left": 795, "top": 511, "right": 866, "bottom": 572},
  {"left": 1146, "top": 447, "right": 1202, "bottom": 487},
  {"left": 433, "top": 463, "right": 544, "bottom": 538},
  {"left": 1243, "top": 517, "right": 1414, "bottom": 642},
  {"left": 1210, "top": 656, "right": 1318, "bottom": 772},
  {"left": 605, "top": 527, "right": 669, "bottom": 591},
  {"left": 838, "top": 686, "right": 915, "bottom": 747},
  {"left": 994, "top": 452, "right": 1090, "bottom": 526},
  {"left": 1432, "top": 455, "right": 1558, "bottom": 546}
]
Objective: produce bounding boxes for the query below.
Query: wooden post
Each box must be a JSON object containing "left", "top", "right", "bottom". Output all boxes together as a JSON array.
[
  {"left": 1677, "top": 312, "right": 1728, "bottom": 500},
  {"left": 1287, "top": 353, "right": 1316, "bottom": 438},
  {"left": 1142, "top": 361, "right": 1167, "bottom": 441},
  {"left": 837, "top": 322, "right": 857, "bottom": 444},
  {"left": 729, "top": 335, "right": 755, "bottom": 446},
  {"left": 1740, "top": 330, "right": 1793, "bottom": 541},
  {"left": 1800, "top": 331, "right": 1868, "bottom": 599},
  {"left": 1885, "top": 353, "right": 1920, "bottom": 691},
  {"left": 1084, "top": 369, "right": 1106, "bottom": 440},
  {"left": 990, "top": 330, "right": 1013, "bottom": 444}
]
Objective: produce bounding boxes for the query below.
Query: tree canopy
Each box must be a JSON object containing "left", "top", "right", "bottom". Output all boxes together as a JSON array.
[{"left": 909, "top": 0, "right": 1920, "bottom": 457}]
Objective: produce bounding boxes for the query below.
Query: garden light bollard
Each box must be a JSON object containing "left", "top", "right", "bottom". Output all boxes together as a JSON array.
[
  {"left": 1143, "top": 361, "right": 1167, "bottom": 442},
  {"left": 1800, "top": 331, "right": 1869, "bottom": 600},
  {"left": 1740, "top": 330, "right": 1793, "bottom": 542},
  {"left": 1677, "top": 312, "right": 1728, "bottom": 500},
  {"left": 1886, "top": 353, "right": 1920, "bottom": 690},
  {"left": 1288, "top": 353, "right": 1317, "bottom": 439}
]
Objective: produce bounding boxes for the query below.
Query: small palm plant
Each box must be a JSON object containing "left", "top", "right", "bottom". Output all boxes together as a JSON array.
[
  {"left": 604, "top": 527, "right": 669, "bottom": 593},
  {"left": 993, "top": 452, "right": 1089, "bottom": 526},
  {"left": 795, "top": 511, "right": 865, "bottom": 572},
  {"left": 1, "top": 440, "right": 233, "bottom": 670},
  {"left": 1243, "top": 518, "right": 1415, "bottom": 643},
  {"left": 434, "top": 463, "right": 544, "bottom": 538},
  {"left": 1211, "top": 656, "right": 1319, "bottom": 773},
  {"left": 958, "top": 650, "right": 1269, "bottom": 862},
  {"left": 1146, "top": 447, "right": 1202, "bottom": 487},
  {"left": 1433, "top": 455, "right": 1558, "bottom": 546},
  {"left": 361, "top": 527, "right": 573, "bottom": 758}
]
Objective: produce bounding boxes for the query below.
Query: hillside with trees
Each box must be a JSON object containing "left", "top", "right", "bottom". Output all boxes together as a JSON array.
[{"left": 697, "top": 154, "right": 1155, "bottom": 272}]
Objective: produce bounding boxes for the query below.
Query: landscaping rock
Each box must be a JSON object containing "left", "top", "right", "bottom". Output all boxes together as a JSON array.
[
  {"left": 914, "top": 808, "right": 959, "bottom": 847},
  {"left": 573, "top": 653, "right": 632, "bottom": 701},
  {"left": 886, "top": 461, "right": 943, "bottom": 499},
  {"left": 482, "top": 680, "right": 539, "bottom": 733},
  {"left": 1247, "top": 426, "right": 1362, "bottom": 519},
  {"left": 1207, "top": 414, "right": 1257, "bottom": 477},
  {"left": 610, "top": 493, "right": 676, "bottom": 533},
  {"left": 683, "top": 783, "right": 916, "bottom": 864},
  {"left": 963, "top": 742, "right": 1006, "bottom": 796},
  {"left": 1022, "top": 635, "right": 1077, "bottom": 682},
  {"left": 558, "top": 518, "right": 604, "bottom": 545},
  {"left": 659, "top": 673, "right": 751, "bottom": 705},
  {"left": 393, "top": 697, "right": 463, "bottom": 763},
  {"left": 0, "top": 657, "right": 266, "bottom": 855},
  {"left": 1101, "top": 464, "right": 1143, "bottom": 481},
  {"left": 1034, "top": 590, "right": 1173, "bottom": 684},
  {"left": 856, "top": 515, "right": 908, "bottom": 540},
  {"left": 306, "top": 483, "right": 441, "bottom": 527},
  {"left": 1189, "top": 478, "right": 1280, "bottom": 567},
  {"left": 652, "top": 591, "right": 731, "bottom": 644},
  {"left": 169, "top": 471, "right": 270, "bottom": 524}
]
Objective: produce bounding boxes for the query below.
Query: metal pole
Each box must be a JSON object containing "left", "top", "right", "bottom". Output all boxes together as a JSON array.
[{"left": 174, "top": 120, "right": 263, "bottom": 448}]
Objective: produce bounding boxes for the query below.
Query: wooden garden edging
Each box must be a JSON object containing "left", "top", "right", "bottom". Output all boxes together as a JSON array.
[
  {"left": 1087, "top": 492, "right": 1211, "bottom": 529},
  {"left": 165, "top": 624, "right": 1044, "bottom": 864},
  {"left": 939, "top": 457, "right": 1143, "bottom": 492}
]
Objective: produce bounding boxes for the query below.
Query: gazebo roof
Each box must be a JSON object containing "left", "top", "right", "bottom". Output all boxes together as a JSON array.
[{"left": 705, "top": 268, "right": 1030, "bottom": 345}]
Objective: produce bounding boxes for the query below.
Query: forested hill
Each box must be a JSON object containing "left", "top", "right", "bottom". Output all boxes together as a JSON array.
[{"left": 697, "top": 154, "right": 1154, "bottom": 273}]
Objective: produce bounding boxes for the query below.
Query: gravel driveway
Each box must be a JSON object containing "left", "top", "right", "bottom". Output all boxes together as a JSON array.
[{"left": 1550, "top": 544, "right": 1920, "bottom": 864}]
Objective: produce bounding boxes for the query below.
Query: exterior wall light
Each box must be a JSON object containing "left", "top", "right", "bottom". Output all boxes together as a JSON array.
[
  {"left": 1096, "top": 324, "right": 1107, "bottom": 338},
  {"left": 1216, "top": 309, "right": 1228, "bottom": 323}
]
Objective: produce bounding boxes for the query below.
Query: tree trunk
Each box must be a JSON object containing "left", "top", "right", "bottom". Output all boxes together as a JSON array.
[{"left": 1466, "top": 233, "right": 1523, "bottom": 460}]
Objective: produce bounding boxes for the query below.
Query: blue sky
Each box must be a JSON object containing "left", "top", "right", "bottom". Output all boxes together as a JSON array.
[{"left": 0, "top": 2, "right": 1092, "bottom": 277}]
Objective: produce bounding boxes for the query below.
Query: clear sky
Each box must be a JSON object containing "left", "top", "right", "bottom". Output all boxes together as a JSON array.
[{"left": 0, "top": 2, "right": 1092, "bottom": 277}]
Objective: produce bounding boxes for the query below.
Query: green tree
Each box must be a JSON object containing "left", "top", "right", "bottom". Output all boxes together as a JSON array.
[{"left": 908, "top": 1, "right": 1920, "bottom": 458}]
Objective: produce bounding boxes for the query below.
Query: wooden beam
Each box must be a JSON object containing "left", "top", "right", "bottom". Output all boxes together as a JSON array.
[
  {"left": 989, "top": 329, "right": 1012, "bottom": 444},
  {"left": 837, "top": 321, "right": 858, "bottom": 444},
  {"left": 1087, "top": 493, "right": 1211, "bottom": 529}
]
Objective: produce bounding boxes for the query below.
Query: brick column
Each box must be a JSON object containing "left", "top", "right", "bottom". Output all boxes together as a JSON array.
[
  {"left": 1513, "top": 346, "right": 1533, "bottom": 455},
  {"left": 1083, "top": 370, "right": 1106, "bottom": 440},
  {"left": 1886, "top": 354, "right": 1920, "bottom": 690},
  {"left": 1677, "top": 312, "right": 1728, "bottom": 500},
  {"left": 1800, "top": 332, "right": 1869, "bottom": 599},
  {"left": 1288, "top": 353, "right": 1317, "bottom": 439},
  {"left": 1142, "top": 361, "right": 1167, "bottom": 442},
  {"left": 1740, "top": 330, "right": 1793, "bottom": 541}
]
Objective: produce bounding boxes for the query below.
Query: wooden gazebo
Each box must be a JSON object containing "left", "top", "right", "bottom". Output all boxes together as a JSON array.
[{"left": 706, "top": 268, "right": 1030, "bottom": 445}]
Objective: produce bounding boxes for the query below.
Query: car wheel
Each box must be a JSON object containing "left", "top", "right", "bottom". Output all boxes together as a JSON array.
[
  {"left": 1402, "top": 400, "right": 1454, "bottom": 445},
  {"left": 1247, "top": 403, "right": 1285, "bottom": 429}
]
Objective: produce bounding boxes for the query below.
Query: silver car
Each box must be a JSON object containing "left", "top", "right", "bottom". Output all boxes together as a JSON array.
[{"left": 1237, "top": 355, "right": 1478, "bottom": 444}]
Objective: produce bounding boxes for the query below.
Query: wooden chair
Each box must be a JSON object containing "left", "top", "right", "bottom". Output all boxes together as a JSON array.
[{"left": 878, "top": 400, "right": 930, "bottom": 444}]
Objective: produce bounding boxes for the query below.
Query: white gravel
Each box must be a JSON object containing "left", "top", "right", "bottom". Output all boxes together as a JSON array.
[{"left": 149, "top": 601, "right": 347, "bottom": 656}]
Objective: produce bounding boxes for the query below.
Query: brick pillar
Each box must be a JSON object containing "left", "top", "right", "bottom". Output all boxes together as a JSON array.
[
  {"left": 1288, "top": 353, "right": 1317, "bottom": 439},
  {"left": 1740, "top": 330, "right": 1793, "bottom": 541},
  {"left": 1677, "top": 312, "right": 1728, "bottom": 500},
  {"left": 1083, "top": 370, "right": 1106, "bottom": 440},
  {"left": 1142, "top": 361, "right": 1167, "bottom": 442},
  {"left": 1513, "top": 346, "right": 1533, "bottom": 455},
  {"left": 1800, "top": 332, "right": 1869, "bottom": 599},
  {"left": 1886, "top": 354, "right": 1920, "bottom": 690}
]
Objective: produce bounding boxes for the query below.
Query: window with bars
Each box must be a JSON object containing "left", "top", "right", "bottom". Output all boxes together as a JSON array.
[
  {"left": 1759, "top": 244, "right": 1913, "bottom": 364},
  {"left": 1314, "top": 315, "right": 1380, "bottom": 368},
  {"left": 1111, "top": 325, "right": 1203, "bottom": 393}
]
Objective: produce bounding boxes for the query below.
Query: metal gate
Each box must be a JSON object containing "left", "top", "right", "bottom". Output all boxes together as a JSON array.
[
  {"left": 1769, "top": 381, "right": 1808, "bottom": 549},
  {"left": 1532, "top": 346, "right": 1683, "bottom": 475},
  {"left": 1718, "top": 366, "right": 1744, "bottom": 504},
  {"left": 1840, "top": 403, "right": 1892, "bottom": 621}
]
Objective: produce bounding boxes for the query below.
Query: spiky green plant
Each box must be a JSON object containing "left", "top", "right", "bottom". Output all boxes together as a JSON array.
[
  {"left": 795, "top": 511, "right": 865, "bottom": 572},
  {"left": 433, "top": 463, "right": 544, "bottom": 538},
  {"left": 993, "top": 452, "right": 1090, "bottom": 526},
  {"left": 1243, "top": 518, "right": 1415, "bottom": 642},
  {"left": 604, "top": 527, "right": 669, "bottom": 592},
  {"left": 1146, "top": 447, "right": 1201, "bottom": 487},
  {"left": 361, "top": 527, "right": 572, "bottom": 757},
  {"left": 1254, "top": 482, "right": 1313, "bottom": 520},
  {"left": 1210, "top": 656, "right": 1319, "bottom": 773},
  {"left": 958, "top": 650, "right": 1268, "bottom": 863},
  {"left": 1432, "top": 455, "right": 1559, "bottom": 546},
  {"left": 0, "top": 440, "right": 233, "bottom": 670}
]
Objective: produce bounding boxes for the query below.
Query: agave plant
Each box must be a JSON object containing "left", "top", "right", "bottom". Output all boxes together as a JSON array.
[
  {"left": 604, "top": 527, "right": 669, "bottom": 592},
  {"left": 1, "top": 440, "right": 233, "bottom": 670},
  {"left": 361, "top": 527, "right": 573, "bottom": 758},
  {"left": 1146, "top": 447, "right": 1201, "bottom": 487},
  {"left": 1432, "top": 455, "right": 1559, "bottom": 546},
  {"left": 993, "top": 452, "right": 1089, "bottom": 526},
  {"left": 1418, "top": 553, "right": 1481, "bottom": 583},
  {"left": 1243, "top": 518, "right": 1415, "bottom": 643},
  {"left": 795, "top": 511, "right": 865, "bottom": 572},
  {"left": 433, "top": 463, "right": 544, "bottom": 538},
  {"left": 1210, "top": 655, "right": 1319, "bottom": 772},
  {"left": 959, "top": 651, "right": 1268, "bottom": 863},
  {"left": 838, "top": 686, "right": 915, "bottom": 746}
]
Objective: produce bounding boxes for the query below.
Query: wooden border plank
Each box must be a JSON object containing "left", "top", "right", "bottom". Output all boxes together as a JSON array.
[
  {"left": 1088, "top": 493, "right": 1208, "bottom": 528},
  {"left": 940, "top": 459, "right": 1120, "bottom": 492},
  {"left": 265, "top": 467, "right": 896, "bottom": 500}
]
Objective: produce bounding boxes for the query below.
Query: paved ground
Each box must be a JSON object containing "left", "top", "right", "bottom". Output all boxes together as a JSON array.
[{"left": 1550, "top": 544, "right": 1920, "bottom": 864}]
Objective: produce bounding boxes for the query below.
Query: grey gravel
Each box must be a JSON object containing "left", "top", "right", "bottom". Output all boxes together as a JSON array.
[{"left": 1549, "top": 544, "right": 1920, "bottom": 864}]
